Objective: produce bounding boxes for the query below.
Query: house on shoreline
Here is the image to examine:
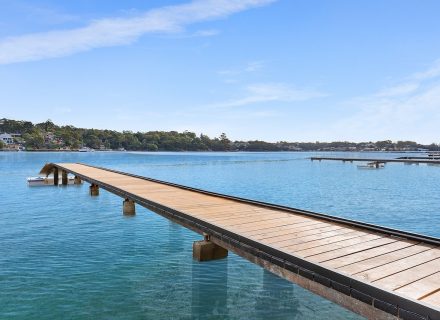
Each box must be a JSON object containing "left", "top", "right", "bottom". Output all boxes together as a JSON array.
[
  {"left": 0, "top": 133, "right": 14, "bottom": 145},
  {"left": 0, "top": 133, "right": 24, "bottom": 151}
]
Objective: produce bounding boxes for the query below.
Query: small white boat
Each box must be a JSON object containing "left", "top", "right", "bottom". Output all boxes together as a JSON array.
[
  {"left": 27, "top": 176, "right": 77, "bottom": 186},
  {"left": 27, "top": 176, "right": 50, "bottom": 186},
  {"left": 79, "top": 147, "right": 95, "bottom": 152},
  {"left": 357, "top": 162, "right": 385, "bottom": 169}
]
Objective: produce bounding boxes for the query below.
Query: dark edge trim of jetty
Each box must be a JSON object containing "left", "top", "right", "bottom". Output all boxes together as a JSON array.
[{"left": 50, "top": 162, "right": 440, "bottom": 320}]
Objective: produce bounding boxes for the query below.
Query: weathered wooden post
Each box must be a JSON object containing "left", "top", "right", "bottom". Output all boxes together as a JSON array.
[
  {"left": 123, "top": 198, "right": 135, "bottom": 215},
  {"left": 73, "top": 176, "right": 82, "bottom": 184},
  {"left": 61, "top": 170, "right": 68, "bottom": 185},
  {"left": 89, "top": 184, "right": 99, "bottom": 196},
  {"left": 53, "top": 168, "right": 59, "bottom": 186},
  {"left": 193, "top": 234, "right": 228, "bottom": 261}
]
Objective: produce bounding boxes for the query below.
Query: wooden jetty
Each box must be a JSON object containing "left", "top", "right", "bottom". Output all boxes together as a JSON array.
[
  {"left": 310, "top": 156, "right": 440, "bottom": 165},
  {"left": 40, "top": 163, "right": 440, "bottom": 320}
]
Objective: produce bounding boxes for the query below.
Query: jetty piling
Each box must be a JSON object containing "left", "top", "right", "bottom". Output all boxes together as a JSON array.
[
  {"left": 193, "top": 234, "right": 228, "bottom": 262},
  {"left": 53, "top": 168, "right": 59, "bottom": 186},
  {"left": 61, "top": 170, "right": 68, "bottom": 185},
  {"left": 89, "top": 183, "right": 99, "bottom": 196},
  {"left": 123, "top": 198, "right": 136, "bottom": 215}
]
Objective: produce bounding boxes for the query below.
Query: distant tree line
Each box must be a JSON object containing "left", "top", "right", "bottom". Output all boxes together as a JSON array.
[{"left": 1, "top": 118, "right": 439, "bottom": 152}]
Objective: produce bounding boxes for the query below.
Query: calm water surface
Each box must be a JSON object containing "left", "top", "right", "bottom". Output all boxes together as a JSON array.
[{"left": 1, "top": 152, "right": 439, "bottom": 319}]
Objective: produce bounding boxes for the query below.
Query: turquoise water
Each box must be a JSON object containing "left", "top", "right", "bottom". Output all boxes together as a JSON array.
[{"left": 1, "top": 152, "right": 439, "bottom": 319}]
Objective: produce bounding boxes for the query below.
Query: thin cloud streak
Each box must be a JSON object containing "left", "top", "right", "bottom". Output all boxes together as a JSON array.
[
  {"left": 209, "top": 83, "right": 326, "bottom": 108},
  {"left": 218, "top": 60, "right": 265, "bottom": 76},
  {"left": 0, "top": 0, "right": 275, "bottom": 64}
]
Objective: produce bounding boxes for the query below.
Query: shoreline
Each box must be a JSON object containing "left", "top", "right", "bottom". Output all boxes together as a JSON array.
[{"left": 0, "top": 149, "right": 434, "bottom": 153}]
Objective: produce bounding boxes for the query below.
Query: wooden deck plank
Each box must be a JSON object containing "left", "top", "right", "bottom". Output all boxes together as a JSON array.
[
  {"left": 422, "top": 290, "right": 440, "bottom": 306},
  {"left": 252, "top": 224, "right": 344, "bottom": 240},
  {"left": 206, "top": 209, "right": 294, "bottom": 221},
  {"left": 306, "top": 237, "right": 397, "bottom": 262},
  {"left": 338, "top": 243, "right": 434, "bottom": 275},
  {"left": 197, "top": 212, "right": 270, "bottom": 222},
  {"left": 221, "top": 216, "right": 306, "bottom": 229},
  {"left": 244, "top": 220, "right": 327, "bottom": 237},
  {"left": 283, "top": 232, "right": 379, "bottom": 253},
  {"left": 395, "top": 272, "right": 440, "bottom": 300},
  {"left": 264, "top": 227, "right": 360, "bottom": 246},
  {"left": 231, "top": 217, "right": 322, "bottom": 232},
  {"left": 373, "top": 258, "right": 440, "bottom": 291},
  {"left": 324, "top": 241, "right": 416, "bottom": 269},
  {"left": 354, "top": 248, "right": 440, "bottom": 282}
]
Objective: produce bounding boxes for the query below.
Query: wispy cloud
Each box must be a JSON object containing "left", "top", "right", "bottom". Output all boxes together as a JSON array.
[
  {"left": 4, "top": 2, "right": 80, "bottom": 26},
  {"left": 245, "top": 60, "right": 264, "bottom": 72},
  {"left": 218, "top": 60, "right": 265, "bottom": 76},
  {"left": 412, "top": 59, "right": 440, "bottom": 81},
  {"left": 192, "top": 29, "right": 220, "bottom": 37},
  {"left": 333, "top": 60, "right": 440, "bottom": 143},
  {"left": 0, "top": 0, "right": 275, "bottom": 65},
  {"left": 209, "top": 83, "right": 326, "bottom": 108},
  {"left": 163, "top": 28, "right": 221, "bottom": 39},
  {"left": 376, "top": 82, "right": 419, "bottom": 97}
]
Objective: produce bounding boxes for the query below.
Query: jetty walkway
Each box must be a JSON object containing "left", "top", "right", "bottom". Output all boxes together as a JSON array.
[
  {"left": 311, "top": 156, "right": 440, "bottom": 165},
  {"left": 40, "top": 163, "right": 440, "bottom": 320}
]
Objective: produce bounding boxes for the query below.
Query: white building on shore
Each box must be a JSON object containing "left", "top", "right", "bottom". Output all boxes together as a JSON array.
[{"left": 0, "top": 133, "right": 14, "bottom": 145}]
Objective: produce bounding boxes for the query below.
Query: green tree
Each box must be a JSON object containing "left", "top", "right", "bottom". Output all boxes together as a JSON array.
[
  {"left": 0, "top": 140, "right": 4, "bottom": 149},
  {"left": 23, "top": 129, "right": 45, "bottom": 149},
  {"left": 84, "top": 135, "right": 101, "bottom": 149},
  {"left": 220, "top": 133, "right": 230, "bottom": 146}
]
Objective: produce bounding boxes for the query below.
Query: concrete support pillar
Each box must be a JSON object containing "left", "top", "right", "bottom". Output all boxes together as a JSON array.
[
  {"left": 89, "top": 184, "right": 99, "bottom": 196},
  {"left": 123, "top": 198, "right": 135, "bottom": 215},
  {"left": 53, "top": 168, "right": 59, "bottom": 186},
  {"left": 193, "top": 234, "right": 228, "bottom": 262},
  {"left": 74, "top": 176, "right": 82, "bottom": 184},
  {"left": 61, "top": 170, "right": 68, "bottom": 185}
]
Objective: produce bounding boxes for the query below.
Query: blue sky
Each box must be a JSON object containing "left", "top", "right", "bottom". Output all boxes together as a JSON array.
[{"left": 1, "top": 0, "right": 440, "bottom": 143}]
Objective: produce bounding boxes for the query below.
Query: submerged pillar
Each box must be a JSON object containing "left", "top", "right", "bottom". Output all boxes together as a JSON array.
[
  {"left": 53, "top": 168, "right": 59, "bottom": 186},
  {"left": 89, "top": 184, "right": 99, "bottom": 196},
  {"left": 123, "top": 198, "right": 135, "bottom": 215},
  {"left": 74, "top": 176, "right": 82, "bottom": 184},
  {"left": 61, "top": 170, "right": 68, "bottom": 185},
  {"left": 193, "top": 234, "right": 228, "bottom": 262}
]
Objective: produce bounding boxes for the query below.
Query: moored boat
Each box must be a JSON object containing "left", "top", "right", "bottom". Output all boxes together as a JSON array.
[
  {"left": 27, "top": 176, "right": 77, "bottom": 186},
  {"left": 357, "top": 161, "right": 385, "bottom": 169},
  {"left": 27, "top": 176, "right": 49, "bottom": 186}
]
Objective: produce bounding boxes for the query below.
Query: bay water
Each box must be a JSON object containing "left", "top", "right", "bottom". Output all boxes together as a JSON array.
[{"left": 1, "top": 151, "right": 439, "bottom": 319}]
